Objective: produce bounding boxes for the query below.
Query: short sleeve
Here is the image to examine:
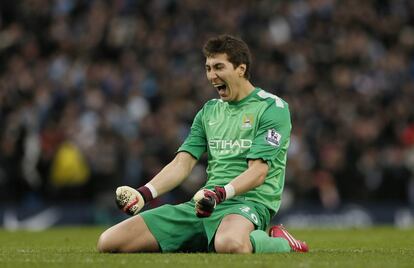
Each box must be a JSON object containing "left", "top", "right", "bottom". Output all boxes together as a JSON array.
[
  {"left": 246, "top": 103, "right": 291, "bottom": 162},
  {"left": 177, "top": 108, "right": 207, "bottom": 160}
]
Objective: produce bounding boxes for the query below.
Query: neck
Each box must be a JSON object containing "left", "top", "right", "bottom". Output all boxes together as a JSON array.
[{"left": 235, "top": 80, "right": 255, "bottom": 101}]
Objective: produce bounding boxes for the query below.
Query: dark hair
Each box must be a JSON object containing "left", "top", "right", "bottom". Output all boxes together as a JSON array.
[{"left": 203, "top": 34, "right": 252, "bottom": 79}]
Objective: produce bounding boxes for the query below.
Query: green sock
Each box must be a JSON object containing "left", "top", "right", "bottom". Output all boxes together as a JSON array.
[{"left": 249, "top": 230, "right": 291, "bottom": 253}]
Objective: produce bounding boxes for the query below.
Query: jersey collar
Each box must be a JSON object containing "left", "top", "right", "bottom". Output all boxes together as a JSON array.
[{"left": 228, "top": 87, "right": 260, "bottom": 106}]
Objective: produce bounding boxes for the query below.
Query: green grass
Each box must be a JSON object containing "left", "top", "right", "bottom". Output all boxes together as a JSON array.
[{"left": 0, "top": 226, "right": 413, "bottom": 268}]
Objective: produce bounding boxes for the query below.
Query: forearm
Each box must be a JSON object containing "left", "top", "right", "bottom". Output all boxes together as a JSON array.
[
  {"left": 116, "top": 152, "right": 197, "bottom": 216},
  {"left": 227, "top": 159, "right": 268, "bottom": 197},
  {"left": 193, "top": 159, "right": 268, "bottom": 218},
  {"left": 146, "top": 152, "right": 197, "bottom": 196}
]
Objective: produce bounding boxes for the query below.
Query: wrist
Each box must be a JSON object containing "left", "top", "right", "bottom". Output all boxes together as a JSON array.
[
  {"left": 224, "top": 184, "right": 235, "bottom": 199},
  {"left": 137, "top": 183, "right": 158, "bottom": 203},
  {"left": 214, "top": 184, "right": 235, "bottom": 203}
]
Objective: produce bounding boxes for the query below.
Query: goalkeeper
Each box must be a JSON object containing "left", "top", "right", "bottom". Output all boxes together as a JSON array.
[{"left": 97, "top": 34, "right": 308, "bottom": 253}]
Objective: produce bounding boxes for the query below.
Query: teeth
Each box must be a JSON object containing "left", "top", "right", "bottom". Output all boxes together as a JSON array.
[{"left": 214, "top": 84, "right": 226, "bottom": 90}]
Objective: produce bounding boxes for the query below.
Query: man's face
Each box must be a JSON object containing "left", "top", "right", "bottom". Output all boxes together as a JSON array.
[{"left": 205, "top": 53, "right": 244, "bottom": 102}]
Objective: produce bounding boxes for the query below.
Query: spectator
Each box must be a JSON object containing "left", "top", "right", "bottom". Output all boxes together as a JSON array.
[{"left": 0, "top": 0, "right": 413, "bottom": 213}]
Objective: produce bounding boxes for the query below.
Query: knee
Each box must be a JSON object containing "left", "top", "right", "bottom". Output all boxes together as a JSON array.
[
  {"left": 97, "top": 231, "right": 117, "bottom": 253},
  {"left": 214, "top": 235, "right": 252, "bottom": 254}
]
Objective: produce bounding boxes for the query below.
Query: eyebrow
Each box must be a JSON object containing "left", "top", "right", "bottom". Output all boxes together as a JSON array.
[{"left": 205, "top": 62, "right": 225, "bottom": 68}]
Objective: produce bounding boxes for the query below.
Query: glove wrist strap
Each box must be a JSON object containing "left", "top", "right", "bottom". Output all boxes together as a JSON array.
[
  {"left": 137, "top": 183, "right": 157, "bottom": 203},
  {"left": 224, "top": 184, "right": 235, "bottom": 199}
]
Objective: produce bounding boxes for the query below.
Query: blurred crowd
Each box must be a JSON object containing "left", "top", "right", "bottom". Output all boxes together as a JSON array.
[{"left": 1, "top": 0, "right": 414, "bottom": 214}]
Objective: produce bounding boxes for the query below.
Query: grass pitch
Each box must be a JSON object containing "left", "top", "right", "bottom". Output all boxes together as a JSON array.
[{"left": 0, "top": 226, "right": 413, "bottom": 268}]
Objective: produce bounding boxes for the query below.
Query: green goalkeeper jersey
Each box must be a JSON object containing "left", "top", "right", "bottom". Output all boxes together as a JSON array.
[{"left": 178, "top": 87, "right": 291, "bottom": 214}]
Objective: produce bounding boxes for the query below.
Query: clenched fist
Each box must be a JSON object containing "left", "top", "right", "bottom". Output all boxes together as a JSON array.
[{"left": 193, "top": 186, "right": 226, "bottom": 217}]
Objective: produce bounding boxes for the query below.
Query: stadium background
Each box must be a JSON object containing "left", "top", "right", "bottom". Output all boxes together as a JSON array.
[{"left": 0, "top": 0, "right": 413, "bottom": 229}]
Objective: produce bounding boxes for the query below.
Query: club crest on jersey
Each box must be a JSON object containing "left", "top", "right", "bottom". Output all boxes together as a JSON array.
[
  {"left": 241, "top": 114, "right": 254, "bottom": 129},
  {"left": 266, "top": 129, "right": 281, "bottom": 147}
]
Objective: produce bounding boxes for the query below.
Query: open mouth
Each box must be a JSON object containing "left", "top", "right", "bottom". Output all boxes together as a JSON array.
[
  {"left": 213, "top": 83, "right": 229, "bottom": 98},
  {"left": 214, "top": 84, "right": 227, "bottom": 91}
]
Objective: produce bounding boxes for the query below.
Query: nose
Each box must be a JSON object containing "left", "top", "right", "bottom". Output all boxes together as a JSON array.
[{"left": 207, "top": 70, "right": 219, "bottom": 82}]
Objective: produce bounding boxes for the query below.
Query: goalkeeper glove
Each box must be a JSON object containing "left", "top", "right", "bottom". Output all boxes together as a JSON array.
[
  {"left": 193, "top": 186, "right": 227, "bottom": 218},
  {"left": 116, "top": 184, "right": 157, "bottom": 215}
]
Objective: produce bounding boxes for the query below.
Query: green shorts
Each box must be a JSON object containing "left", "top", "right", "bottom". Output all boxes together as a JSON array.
[{"left": 140, "top": 198, "right": 271, "bottom": 252}]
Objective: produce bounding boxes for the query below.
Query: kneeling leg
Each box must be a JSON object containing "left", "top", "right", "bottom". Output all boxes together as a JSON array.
[{"left": 97, "top": 215, "right": 159, "bottom": 253}]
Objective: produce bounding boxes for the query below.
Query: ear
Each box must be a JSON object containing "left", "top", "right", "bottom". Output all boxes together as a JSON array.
[{"left": 237, "top": 64, "right": 247, "bottom": 77}]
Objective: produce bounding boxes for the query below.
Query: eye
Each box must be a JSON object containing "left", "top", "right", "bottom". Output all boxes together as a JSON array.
[{"left": 213, "top": 64, "right": 224, "bottom": 71}]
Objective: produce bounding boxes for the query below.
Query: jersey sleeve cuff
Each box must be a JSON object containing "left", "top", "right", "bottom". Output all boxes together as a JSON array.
[
  {"left": 246, "top": 156, "right": 271, "bottom": 166},
  {"left": 176, "top": 149, "right": 202, "bottom": 160}
]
